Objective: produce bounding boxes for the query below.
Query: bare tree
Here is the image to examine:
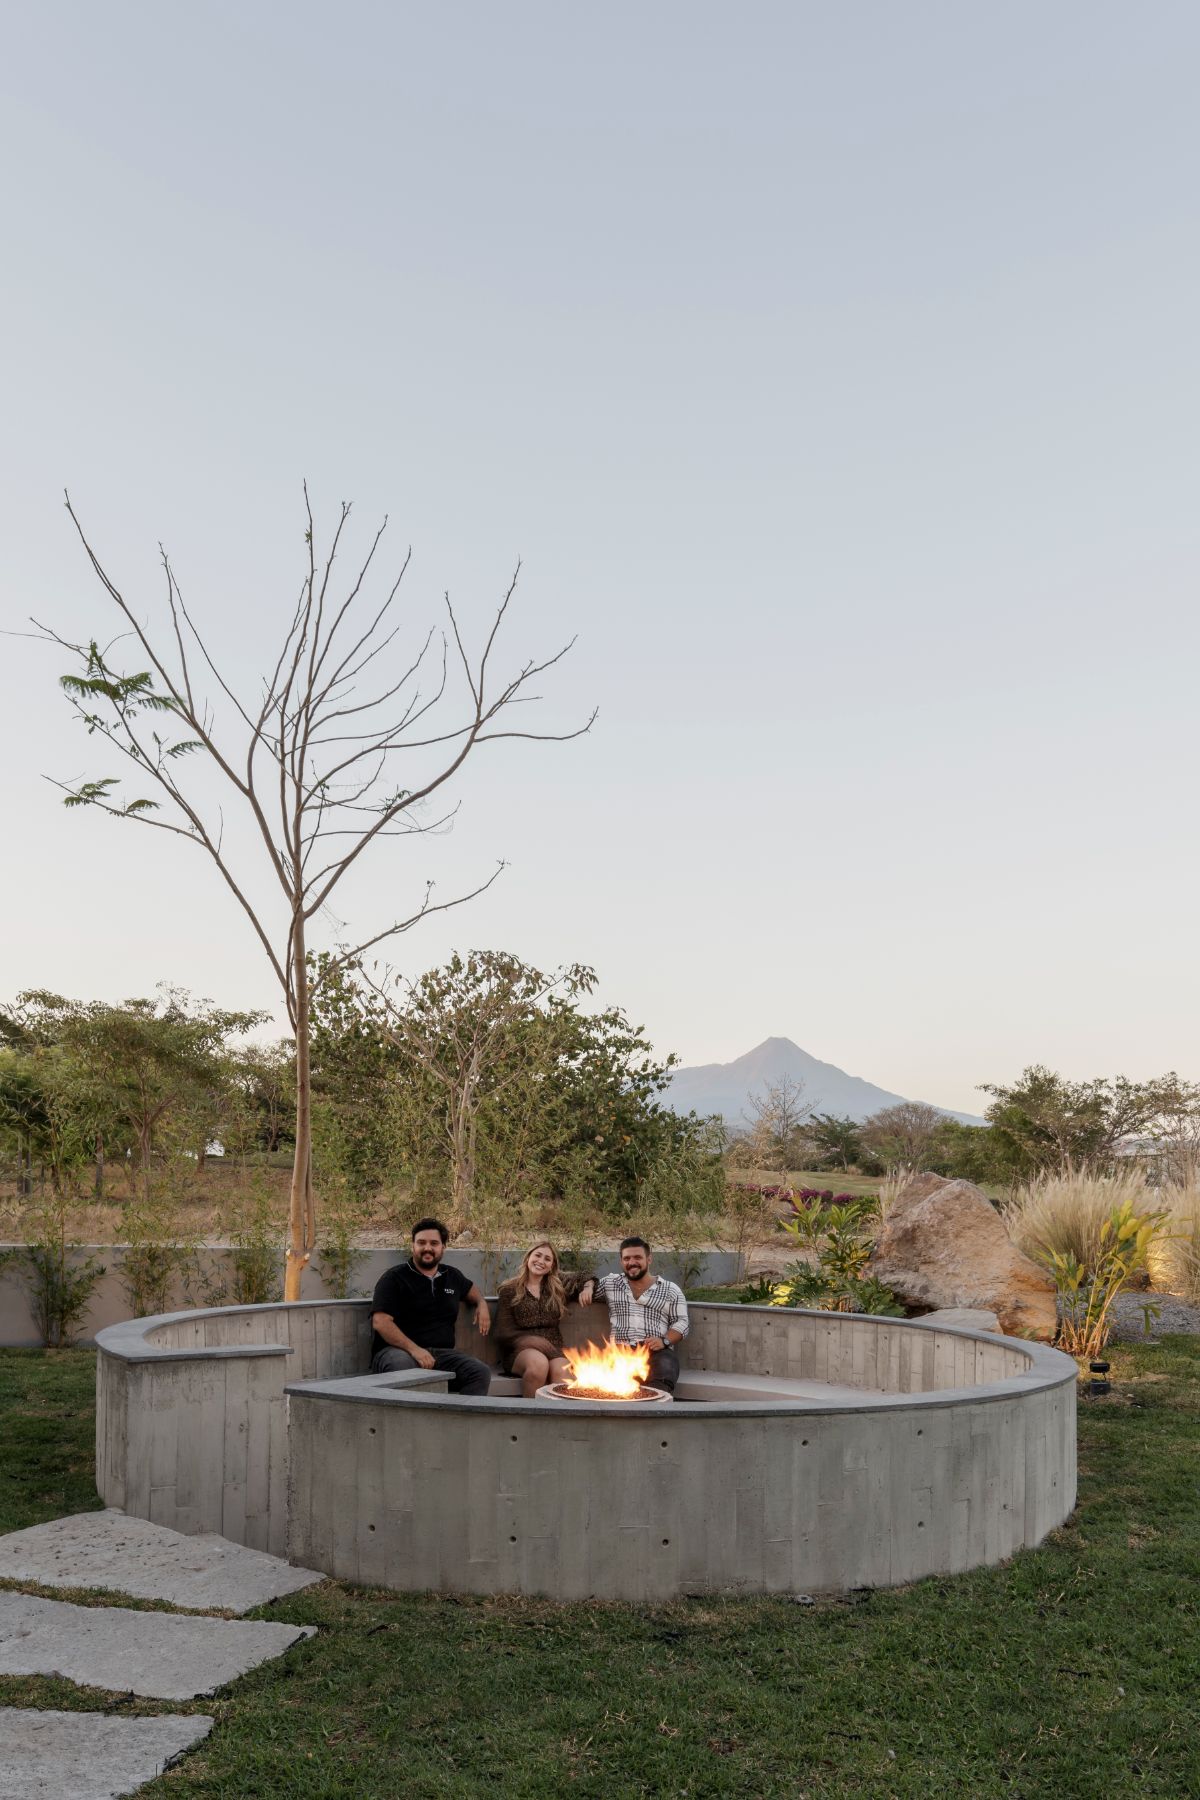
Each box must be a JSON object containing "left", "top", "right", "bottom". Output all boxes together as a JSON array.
[
  {"left": 37, "top": 490, "right": 592, "bottom": 1298},
  {"left": 741, "top": 1075, "right": 812, "bottom": 1174}
]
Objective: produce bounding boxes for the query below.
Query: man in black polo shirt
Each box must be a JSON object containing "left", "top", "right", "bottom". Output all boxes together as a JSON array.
[{"left": 370, "top": 1218, "right": 493, "bottom": 1395}]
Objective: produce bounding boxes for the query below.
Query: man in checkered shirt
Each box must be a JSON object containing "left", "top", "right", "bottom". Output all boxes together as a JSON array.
[{"left": 579, "top": 1236, "right": 689, "bottom": 1395}]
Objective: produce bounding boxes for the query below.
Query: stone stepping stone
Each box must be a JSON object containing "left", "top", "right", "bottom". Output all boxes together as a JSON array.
[
  {"left": 0, "top": 1592, "right": 315, "bottom": 1701},
  {"left": 0, "top": 1510, "right": 322, "bottom": 1614},
  {"left": 0, "top": 1707, "right": 212, "bottom": 1799}
]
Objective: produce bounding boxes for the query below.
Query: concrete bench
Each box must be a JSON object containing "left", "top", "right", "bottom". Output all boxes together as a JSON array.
[{"left": 675, "top": 1369, "right": 881, "bottom": 1403}]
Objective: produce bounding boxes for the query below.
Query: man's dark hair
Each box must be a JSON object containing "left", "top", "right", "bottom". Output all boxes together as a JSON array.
[
  {"left": 619, "top": 1236, "right": 650, "bottom": 1255},
  {"left": 411, "top": 1217, "right": 450, "bottom": 1244}
]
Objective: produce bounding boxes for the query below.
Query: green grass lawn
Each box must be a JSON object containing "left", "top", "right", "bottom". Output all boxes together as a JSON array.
[{"left": 2, "top": 1343, "right": 1198, "bottom": 1797}]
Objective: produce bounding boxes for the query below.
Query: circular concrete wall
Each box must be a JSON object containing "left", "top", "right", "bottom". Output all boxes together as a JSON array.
[{"left": 95, "top": 1298, "right": 1076, "bottom": 1599}]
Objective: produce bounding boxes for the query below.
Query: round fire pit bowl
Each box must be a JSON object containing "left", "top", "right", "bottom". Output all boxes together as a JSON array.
[{"left": 536, "top": 1380, "right": 672, "bottom": 1404}]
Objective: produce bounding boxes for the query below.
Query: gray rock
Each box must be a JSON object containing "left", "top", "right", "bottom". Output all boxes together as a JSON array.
[
  {"left": 0, "top": 1593, "right": 315, "bottom": 1701},
  {"left": 0, "top": 1707, "right": 212, "bottom": 1799},
  {"left": 0, "top": 1510, "right": 322, "bottom": 1614},
  {"left": 868, "top": 1174, "right": 1057, "bottom": 1339}
]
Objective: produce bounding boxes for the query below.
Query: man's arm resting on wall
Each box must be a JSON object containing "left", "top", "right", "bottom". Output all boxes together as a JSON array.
[{"left": 464, "top": 1283, "right": 492, "bottom": 1336}]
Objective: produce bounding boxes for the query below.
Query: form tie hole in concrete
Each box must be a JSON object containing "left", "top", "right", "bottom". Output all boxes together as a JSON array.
[
  {"left": 917, "top": 1521, "right": 925, "bottom": 1529},
  {"left": 801, "top": 1438, "right": 809, "bottom": 1447},
  {"left": 662, "top": 1539, "right": 670, "bottom": 1547},
  {"left": 511, "top": 1435, "right": 518, "bottom": 1442},
  {"left": 661, "top": 1441, "right": 668, "bottom": 1448},
  {"left": 510, "top": 1535, "right": 517, "bottom": 1543},
  {"left": 368, "top": 1427, "right": 376, "bottom": 1436},
  {"left": 917, "top": 1428, "right": 923, "bottom": 1436},
  {"left": 368, "top": 1524, "right": 375, "bottom": 1532}
]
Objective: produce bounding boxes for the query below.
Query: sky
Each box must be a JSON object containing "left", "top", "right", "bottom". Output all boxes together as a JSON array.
[{"left": 1, "top": 2, "right": 1197, "bottom": 1115}]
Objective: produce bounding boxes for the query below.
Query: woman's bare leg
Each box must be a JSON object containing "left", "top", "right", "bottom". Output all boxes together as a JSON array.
[
  {"left": 548, "top": 1355, "right": 571, "bottom": 1387},
  {"left": 512, "top": 1348, "right": 550, "bottom": 1398}
]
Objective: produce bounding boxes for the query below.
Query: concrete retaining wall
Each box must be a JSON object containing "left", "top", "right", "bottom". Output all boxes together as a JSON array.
[
  {"left": 95, "top": 1297, "right": 1077, "bottom": 1598},
  {"left": 0, "top": 1246, "right": 740, "bottom": 1346},
  {"left": 286, "top": 1376, "right": 1073, "bottom": 1600}
]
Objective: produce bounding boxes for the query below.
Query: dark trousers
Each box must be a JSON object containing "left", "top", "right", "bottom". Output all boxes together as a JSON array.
[
  {"left": 371, "top": 1346, "right": 492, "bottom": 1395},
  {"left": 644, "top": 1346, "right": 680, "bottom": 1395}
]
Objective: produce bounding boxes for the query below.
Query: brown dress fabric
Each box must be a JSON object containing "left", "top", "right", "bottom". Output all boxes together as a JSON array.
[{"left": 494, "top": 1272, "right": 593, "bottom": 1373}]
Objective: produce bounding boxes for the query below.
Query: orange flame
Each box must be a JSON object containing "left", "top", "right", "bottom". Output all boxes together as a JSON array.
[{"left": 563, "top": 1337, "right": 650, "bottom": 1398}]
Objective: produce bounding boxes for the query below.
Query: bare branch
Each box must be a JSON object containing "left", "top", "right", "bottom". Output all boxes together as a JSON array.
[{"left": 319, "top": 862, "right": 507, "bottom": 977}]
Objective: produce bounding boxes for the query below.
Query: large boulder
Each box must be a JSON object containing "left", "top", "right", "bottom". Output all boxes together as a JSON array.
[{"left": 867, "top": 1174, "right": 1056, "bottom": 1340}]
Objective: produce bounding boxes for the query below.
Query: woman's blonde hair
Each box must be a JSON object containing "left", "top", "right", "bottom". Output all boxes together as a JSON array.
[{"left": 512, "top": 1241, "right": 567, "bottom": 1317}]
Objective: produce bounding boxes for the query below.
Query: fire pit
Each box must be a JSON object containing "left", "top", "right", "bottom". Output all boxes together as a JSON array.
[
  {"left": 537, "top": 1380, "right": 672, "bottom": 1404},
  {"left": 537, "top": 1338, "right": 672, "bottom": 1404},
  {"left": 97, "top": 1299, "right": 1079, "bottom": 1603}
]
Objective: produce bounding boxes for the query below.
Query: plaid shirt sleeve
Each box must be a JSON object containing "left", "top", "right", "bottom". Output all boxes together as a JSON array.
[{"left": 660, "top": 1282, "right": 690, "bottom": 1340}]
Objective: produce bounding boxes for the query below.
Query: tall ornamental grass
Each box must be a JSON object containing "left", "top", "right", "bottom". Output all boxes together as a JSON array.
[
  {"left": 1149, "top": 1183, "right": 1200, "bottom": 1301},
  {"left": 1005, "top": 1167, "right": 1152, "bottom": 1274}
]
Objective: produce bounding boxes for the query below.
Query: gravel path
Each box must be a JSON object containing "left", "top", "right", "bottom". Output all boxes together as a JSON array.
[{"left": 1108, "top": 1289, "right": 1200, "bottom": 1342}]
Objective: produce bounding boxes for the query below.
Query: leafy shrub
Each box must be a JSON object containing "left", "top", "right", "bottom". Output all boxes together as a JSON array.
[
  {"left": 770, "top": 1265, "right": 904, "bottom": 1317},
  {"left": 119, "top": 1180, "right": 199, "bottom": 1317},
  {"left": 735, "top": 1275, "right": 779, "bottom": 1305},
  {"left": 716, "top": 1183, "right": 786, "bottom": 1282},
  {"left": 6, "top": 1203, "right": 105, "bottom": 1346},
  {"left": 1039, "top": 1199, "right": 1167, "bottom": 1359},
  {"left": 790, "top": 1187, "right": 863, "bottom": 1208},
  {"left": 203, "top": 1175, "right": 282, "bottom": 1306},
  {"left": 315, "top": 1173, "right": 366, "bottom": 1299},
  {"left": 733, "top": 1182, "right": 795, "bottom": 1203},
  {"left": 773, "top": 1196, "right": 900, "bottom": 1314}
]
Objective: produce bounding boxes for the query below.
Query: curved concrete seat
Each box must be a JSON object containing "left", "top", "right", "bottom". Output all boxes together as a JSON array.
[
  {"left": 95, "top": 1298, "right": 1077, "bottom": 1599},
  {"left": 675, "top": 1369, "right": 884, "bottom": 1404}
]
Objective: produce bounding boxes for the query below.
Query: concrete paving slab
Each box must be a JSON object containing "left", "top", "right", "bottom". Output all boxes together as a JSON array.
[
  {"left": 0, "top": 1707, "right": 213, "bottom": 1800},
  {"left": 0, "top": 1593, "right": 315, "bottom": 1701},
  {"left": 0, "top": 1510, "right": 322, "bottom": 1613}
]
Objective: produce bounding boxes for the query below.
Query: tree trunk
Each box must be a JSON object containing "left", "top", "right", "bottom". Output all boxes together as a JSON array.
[
  {"left": 286, "top": 921, "right": 315, "bottom": 1302},
  {"left": 450, "top": 1074, "right": 477, "bottom": 1223},
  {"left": 93, "top": 1134, "right": 105, "bottom": 1200}
]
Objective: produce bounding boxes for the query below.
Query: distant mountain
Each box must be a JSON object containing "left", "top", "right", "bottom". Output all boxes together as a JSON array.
[{"left": 664, "top": 1037, "right": 982, "bottom": 1127}]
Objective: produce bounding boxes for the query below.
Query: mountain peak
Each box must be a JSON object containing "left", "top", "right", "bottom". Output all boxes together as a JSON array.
[{"left": 665, "top": 1040, "right": 979, "bottom": 1126}]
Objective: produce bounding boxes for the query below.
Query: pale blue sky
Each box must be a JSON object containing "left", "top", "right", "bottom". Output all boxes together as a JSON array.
[{"left": 2, "top": 2, "right": 1197, "bottom": 1113}]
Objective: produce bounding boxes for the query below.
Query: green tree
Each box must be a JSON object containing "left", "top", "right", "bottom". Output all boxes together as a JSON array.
[
  {"left": 363, "top": 951, "right": 598, "bottom": 1221},
  {"left": 0, "top": 1048, "right": 57, "bottom": 1196},
  {"left": 310, "top": 952, "right": 721, "bottom": 1224},
  {"left": 231, "top": 1042, "right": 296, "bottom": 1156},
  {"left": 806, "top": 1113, "right": 863, "bottom": 1171},
  {"left": 980, "top": 1066, "right": 1200, "bottom": 1177},
  {"left": 0, "top": 1000, "right": 109, "bottom": 1195},
  {"left": 5, "top": 988, "right": 263, "bottom": 1203},
  {"left": 859, "top": 1101, "right": 946, "bottom": 1172}
]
